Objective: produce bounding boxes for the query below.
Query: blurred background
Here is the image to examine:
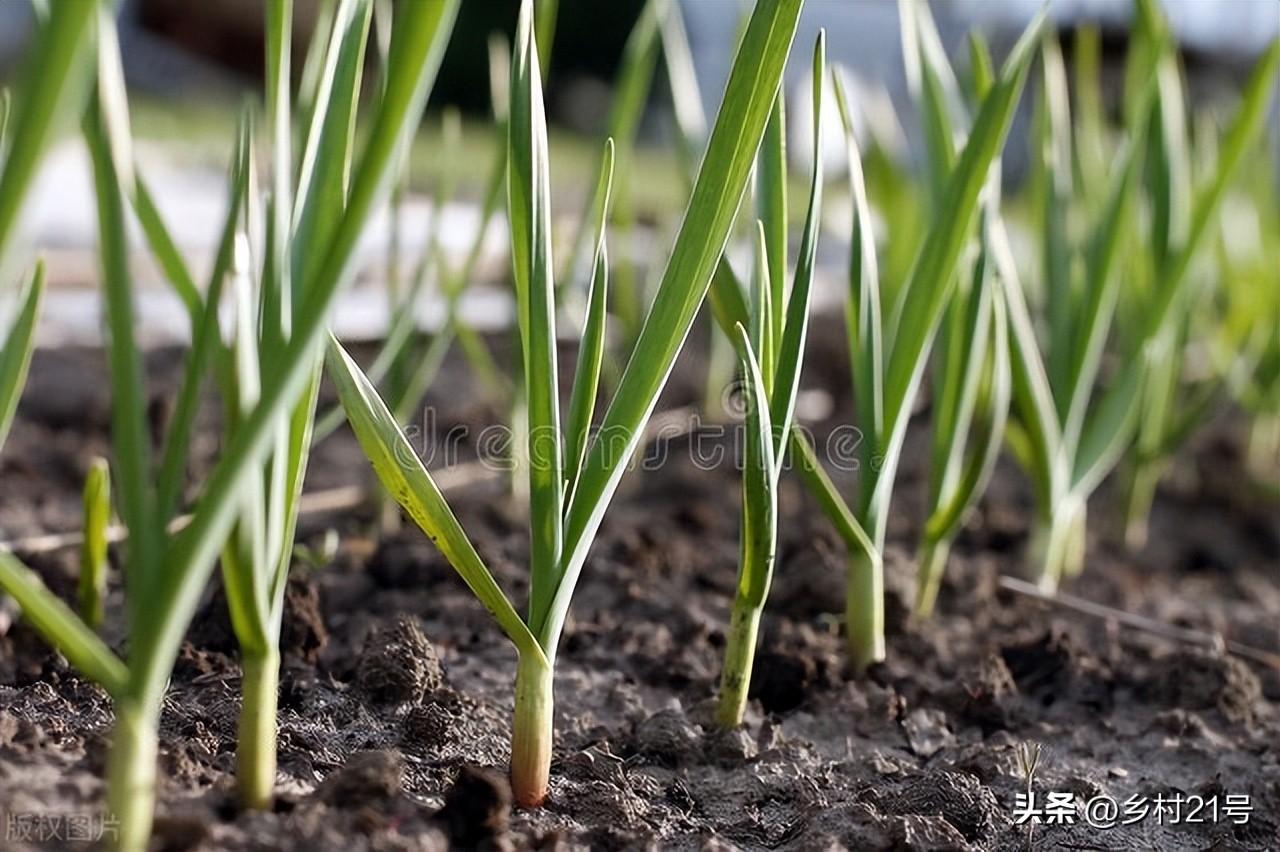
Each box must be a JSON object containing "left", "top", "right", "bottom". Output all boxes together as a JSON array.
[
  {"left": 0, "top": 0, "right": 1276, "bottom": 346},
  {"left": 4, "top": 1, "right": 1274, "bottom": 127}
]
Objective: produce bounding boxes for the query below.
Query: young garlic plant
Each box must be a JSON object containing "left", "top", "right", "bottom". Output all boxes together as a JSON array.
[
  {"left": 0, "top": 3, "right": 456, "bottom": 847},
  {"left": 1000, "top": 8, "right": 1279, "bottom": 589},
  {"left": 715, "top": 33, "right": 824, "bottom": 729},
  {"left": 993, "top": 33, "right": 1153, "bottom": 590},
  {"left": 327, "top": 0, "right": 804, "bottom": 806},
  {"left": 783, "top": 9, "right": 1043, "bottom": 671},
  {"left": 897, "top": 4, "right": 1011, "bottom": 618},
  {"left": 915, "top": 229, "right": 1010, "bottom": 617},
  {"left": 1115, "top": 22, "right": 1280, "bottom": 547},
  {"left": 157, "top": 0, "right": 459, "bottom": 810},
  {"left": 1219, "top": 184, "right": 1280, "bottom": 486}
]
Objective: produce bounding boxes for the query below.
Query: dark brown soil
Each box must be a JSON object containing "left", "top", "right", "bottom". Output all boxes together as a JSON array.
[{"left": 1, "top": 322, "right": 1278, "bottom": 851}]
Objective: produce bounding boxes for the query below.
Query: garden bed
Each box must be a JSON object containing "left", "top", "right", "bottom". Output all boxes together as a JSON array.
[{"left": 1, "top": 320, "right": 1278, "bottom": 850}]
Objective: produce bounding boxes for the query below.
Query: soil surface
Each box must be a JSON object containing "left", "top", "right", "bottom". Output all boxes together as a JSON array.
[{"left": 1, "top": 320, "right": 1278, "bottom": 851}]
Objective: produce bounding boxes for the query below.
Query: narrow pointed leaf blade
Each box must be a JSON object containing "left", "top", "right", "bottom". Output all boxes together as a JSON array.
[
  {"left": 882, "top": 10, "right": 1043, "bottom": 441},
  {"left": 133, "top": 177, "right": 203, "bottom": 326},
  {"left": 990, "top": 213, "right": 1062, "bottom": 506},
  {"left": 661, "top": 0, "right": 708, "bottom": 173},
  {"left": 534, "top": 0, "right": 559, "bottom": 77},
  {"left": 1071, "top": 359, "right": 1143, "bottom": 497},
  {"left": 0, "top": 553, "right": 129, "bottom": 697},
  {"left": 928, "top": 242, "right": 994, "bottom": 507},
  {"left": 262, "top": 0, "right": 295, "bottom": 352},
  {"left": 1150, "top": 40, "right": 1279, "bottom": 338},
  {"left": 900, "top": 0, "right": 963, "bottom": 199},
  {"left": 154, "top": 124, "right": 253, "bottom": 520},
  {"left": 220, "top": 225, "right": 273, "bottom": 652},
  {"left": 967, "top": 32, "right": 994, "bottom": 103},
  {"left": 770, "top": 32, "right": 825, "bottom": 458},
  {"left": 325, "top": 337, "right": 544, "bottom": 661},
  {"left": 757, "top": 90, "right": 787, "bottom": 349},
  {"left": 510, "top": 0, "right": 564, "bottom": 625},
  {"left": 564, "top": 140, "right": 615, "bottom": 500},
  {"left": 0, "top": 0, "right": 96, "bottom": 264},
  {"left": 0, "top": 262, "right": 44, "bottom": 450},
  {"left": 1040, "top": 31, "right": 1076, "bottom": 407},
  {"left": 268, "top": 363, "right": 323, "bottom": 617},
  {"left": 1061, "top": 127, "right": 1148, "bottom": 452},
  {"left": 85, "top": 76, "right": 160, "bottom": 594},
  {"left": 561, "top": 0, "right": 666, "bottom": 286},
  {"left": 832, "top": 69, "right": 883, "bottom": 476},
  {"left": 78, "top": 456, "right": 111, "bottom": 629},
  {"left": 926, "top": 282, "right": 1011, "bottom": 541},
  {"left": 1147, "top": 53, "right": 1191, "bottom": 273},
  {"left": 292, "top": 0, "right": 373, "bottom": 293},
  {"left": 707, "top": 261, "right": 751, "bottom": 336},
  {"left": 732, "top": 323, "right": 777, "bottom": 608},
  {"left": 789, "top": 430, "right": 876, "bottom": 557},
  {"left": 748, "top": 221, "right": 773, "bottom": 374}
]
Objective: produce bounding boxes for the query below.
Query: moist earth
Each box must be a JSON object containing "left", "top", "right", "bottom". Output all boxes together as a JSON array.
[{"left": 1, "top": 325, "right": 1278, "bottom": 851}]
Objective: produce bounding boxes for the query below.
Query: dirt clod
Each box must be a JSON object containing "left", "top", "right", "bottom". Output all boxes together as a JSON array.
[
  {"left": 435, "top": 765, "right": 512, "bottom": 850},
  {"left": 870, "top": 770, "right": 1005, "bottom": 843},
  {"left": 151, "top": 812, "right": 211, "bottom": 852},
  {"left": 315, "top": 749, "right": 404, "bottom": 807},
  {"left": 0, "top": 711, "right": 18, "bottom": 746},
  {"left": 750, "top": 648, "right": 817, "bottom": 714},
  {"left": 955, "top": 652, "right": 1020, "bottom": 731},
  {"left": 632, "top": 708, "right": 701, "bottom": 766},
  {"left": 1001, "top": 629, "right": 1112, "bottom": 711},
  {"left": 1142, "top": 649, "right": 1262, "bottom": 724},
  {"left": 800, "top": 802, "right": 896, "bottom": 850},
  {"left": 1151, "top": 708, "right": 1212, "bottom": 738},
  {"left": 280, "top": 573, "right": 328, "bottom": 662},
  {"left": 356, "top": 616, "right": 444, "bottom": 705},
  {"left": 173, "top": 641, "right": 234, "bottom": 681},
  {"left": 901, "top": 707, "right": 954, "bottom": 758},
  {"left": 891, "top": 813, "right": 972, "bottom": 851},
  {"left": 703, "top": 725, "right": 758, "bottom": 765},
  {"left": 402, "top": 700, "right": 456, "bottom": 752}
]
